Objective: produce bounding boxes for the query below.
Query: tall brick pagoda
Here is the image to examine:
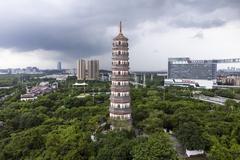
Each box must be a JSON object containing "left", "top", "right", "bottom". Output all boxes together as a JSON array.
[{"left": 109, "top": 22, "right": 132, "bottom": 130}]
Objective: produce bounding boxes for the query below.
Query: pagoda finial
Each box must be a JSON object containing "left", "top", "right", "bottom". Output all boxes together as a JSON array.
[{"left": 120, "top": 21, "right": 122, "bottom": 33}]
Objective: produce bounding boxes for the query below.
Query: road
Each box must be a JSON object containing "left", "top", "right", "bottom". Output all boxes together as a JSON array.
[{"left": 193, "top": 95, "right": 240, "bottom": 106}]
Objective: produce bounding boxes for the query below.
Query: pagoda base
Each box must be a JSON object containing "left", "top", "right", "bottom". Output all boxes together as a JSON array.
[{"left": 110, "top": 118, "right": 132, "bottom": 131}]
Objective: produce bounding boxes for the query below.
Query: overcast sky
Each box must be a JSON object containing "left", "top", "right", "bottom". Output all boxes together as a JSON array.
[{"left": 0, "top": 0, "right": 240, "bottom": 70}]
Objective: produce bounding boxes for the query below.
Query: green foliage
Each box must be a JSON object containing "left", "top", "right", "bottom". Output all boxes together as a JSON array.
[
  {"left": 0, "top": 75, "right": 18, "bottom": 87},
  {"left": 131, "top": 86, "right": 240, "bottom": 158},
  {"left": 43, "top": 124, "right": 92, "bottom": 160},
  {"left": 131, "top": 133, "right": 178, "bottom": 160},
  {"left": 94, "top": 131, "right": 135, "bottom": 160},
  {"left": 215, "top": 89, "right": 235, "bottom": 99},
  {"left": 208, "top": 143, "right": 233, "bottom": 160},
  {"left": 138, "top": 110, "right": 164, "bottom": 134},
  {"left": 207, "top": 138, "right": 240, "bottom": 160},
  {"left": 202, "top": 90, "right": 215, "bottom": 97},
  {"left": 201, "top": 88, "right": 240, "bottom": 100},
  {"left": 225, "top": 99, "right": 240, "bottom": 110},
  {"left": 0, "top": 126, "right": 49, "bottom": 159},
  {"left": 176, "top": 122, "right": 207, "bottom": 150},
  {"left": 0, "top": 75, "right": 240, "bottom": 160}
]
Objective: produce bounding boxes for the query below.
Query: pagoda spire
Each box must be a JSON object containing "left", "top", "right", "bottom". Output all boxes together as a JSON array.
[{"left": 120, "top": 21, "right": 122, "bottom": 33}]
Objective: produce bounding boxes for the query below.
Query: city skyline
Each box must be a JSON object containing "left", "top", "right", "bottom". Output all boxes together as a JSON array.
[{"left": 0, "top": 0, "right": 240, "bottom": 70}]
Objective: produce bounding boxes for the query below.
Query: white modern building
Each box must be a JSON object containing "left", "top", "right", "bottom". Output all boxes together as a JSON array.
[{"left": 164, "top": 79, "right": 217, "bottom": 89}]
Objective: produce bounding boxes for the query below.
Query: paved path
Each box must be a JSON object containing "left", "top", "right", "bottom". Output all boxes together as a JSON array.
[{"left": 169, "top": 134, "right": 187, "bottom": 158}]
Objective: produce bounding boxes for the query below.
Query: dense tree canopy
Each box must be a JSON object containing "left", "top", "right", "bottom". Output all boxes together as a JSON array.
[
  {"left": 0, "top": 75, "right": 240, "bottom": 159},
  {"left": 131, "top": 133, "right": 178, "bottom": 160}
]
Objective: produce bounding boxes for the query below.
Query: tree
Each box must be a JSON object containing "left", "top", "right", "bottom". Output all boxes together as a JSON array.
[
  {"left": 235, "top": 125, "right": 240, "bottom": 144},
  {"left": 176, "top": 122, "right": 207, "bottom": 150},
  {"left": 138, "top": 111, "right": 164, "bottom": 134},
  {"left": 230, "top": 143, "right": 240, "bottom": 160},
  {"left": 1, "top": 126, "right": 48, "bottom": 159},
  {"left": 95, "top": 130, "right": 134, "bottom": 160},
  {"left": 131, "top": 133, "right": 178, "bottom": 160},
  {"left": 215, "top": 89, "right": 234, "bottom": 99},
  {"left": 225, "top": 99, "right": 239, "bottom": 110},
  {"left": 208, "top": 143, "right": 233, "bottom": 160},
  {"left": 10, "top": 112, "right": 44, "bottom": 130},
  {"left": 44, "top": 124, "right": 92, "bottom": 160}
]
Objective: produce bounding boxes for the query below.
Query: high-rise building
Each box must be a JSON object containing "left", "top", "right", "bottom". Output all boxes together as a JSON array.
[
  {"left": 165, "top": 57, "right": 240, "bottom": 88},
  {"left": 109, "top": 22, "right": 132, "bottom": 130},
  {"left": 57, "top": 62, "right": 62, "bottom": 70},
  {"left": 77, "top": 59, "right": 86, "bottom": 80},
  {"left": 87, "top": 60, "right": 99, "bottom": 80},
  {"left": 77, "top": 59, "right": 100, "bottom": 80},
  {"left": 168, "top": 58, "right": 217, "bottom": 80}
]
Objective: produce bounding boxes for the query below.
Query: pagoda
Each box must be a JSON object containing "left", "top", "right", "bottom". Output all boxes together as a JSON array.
[{"left": 109, "top": 22, "right": 132, "bottom": 130}]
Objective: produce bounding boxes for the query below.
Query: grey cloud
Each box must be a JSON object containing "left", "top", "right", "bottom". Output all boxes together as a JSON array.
[
  {"left": 0, "top": 0, "right": 239, "bottom": 59},
  {"left": 171, "top": 19, "right": 226, "bottom": 28},
  {"left": 177, "top": 0, "right": 240, "bottom": 12},
  {"left": 0, "top": 18, "right": 110, "bottom": 58},
  {"left": 192, "top": 31, "right": 204, "bottom": 39}
]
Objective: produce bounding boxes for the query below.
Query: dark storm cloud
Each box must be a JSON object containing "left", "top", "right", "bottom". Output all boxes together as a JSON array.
[
  {"left": 0, "top": 0, "right": 239, "bottom": 58},
  {"left": 0, "top": 21, "right": 108, "bottom": 58}
]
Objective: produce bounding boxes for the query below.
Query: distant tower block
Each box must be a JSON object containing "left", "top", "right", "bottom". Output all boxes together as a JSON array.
[
  {"left": 151, "top": 74, "right": 154, "bottom": 81},
  {"left": 143, "top": 74, "right": 146, "bottom": 88},
  {"left": 134, "top": 73, "right": 138, "bottom": 88},
  {"left": 109, "top": 22, "right": 132, "bottom": 130},
  {"left": 57, "top": 62, "right": 62, "bottom": 70},
  {"left": 77, "top": 59, "right": 86, "bottom": 80}
]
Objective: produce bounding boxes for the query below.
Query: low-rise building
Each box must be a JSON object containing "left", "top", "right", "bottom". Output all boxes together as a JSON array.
[
  {"left": 21, "top": 82, "right": 58, "bottom": 101},
  {"left": 21, "top": 93, "right": 37, "bottom": 101},
  {"left": 217, "top": 75, "right": 240, "bottom": 86},
  {"left": 164, "top": 79, "right": 216, "bottom": 89}
]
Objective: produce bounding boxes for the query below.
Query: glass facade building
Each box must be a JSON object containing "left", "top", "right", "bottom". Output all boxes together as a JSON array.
[{"left": 168, "top": 58, "right": 217, "bottom": 80}]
